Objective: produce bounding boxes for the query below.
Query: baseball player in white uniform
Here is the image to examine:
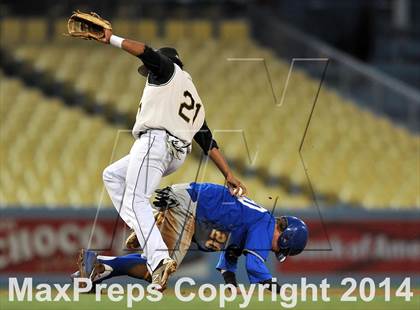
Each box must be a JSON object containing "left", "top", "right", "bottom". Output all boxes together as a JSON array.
[{"left": 95, "top": 28, "right": 246, "bottom": 290}]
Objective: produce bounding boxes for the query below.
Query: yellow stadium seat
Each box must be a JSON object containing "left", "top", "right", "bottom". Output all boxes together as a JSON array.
[
  {"left": 112, "top": 19, "right": 137, "bottom": 38},
  {"left": 2, "top": 18, "right": 418, "bottom": 209},
  {"left": 165, "top": 20, "right": 189, "bottom": 42},
  {"left": 135, "top": 19, "right": 158, "bottom": 43},
  {"left": 53, "top": 19, "right": 68, "bottom": 41},
  {"left": 190, "top": 20, "right": 212, "bottom": 41},
  {"left": 0, "top": 18, "right": 23, "bottom": 44},
  {"left": 220, "top": 20, "right": 249, "bottom": 41},
  {"left": 24, "top": 18, "right": 47, "bottom": 43}
]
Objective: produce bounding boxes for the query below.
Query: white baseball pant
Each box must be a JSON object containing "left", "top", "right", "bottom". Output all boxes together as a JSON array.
[{"left": 102, "top": 130, "right": 187, "bottom": 271}]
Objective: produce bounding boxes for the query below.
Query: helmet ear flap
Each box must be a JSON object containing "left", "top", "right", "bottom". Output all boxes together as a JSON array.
[
  {"left": 277, "top": 228, "right": 289, "bottom": 254},
  {"left": 275, "top": 252, "right": 287, "bottom": 262},
  {"left": 276, "top": 232, "right": 292, "bottom": 263}
]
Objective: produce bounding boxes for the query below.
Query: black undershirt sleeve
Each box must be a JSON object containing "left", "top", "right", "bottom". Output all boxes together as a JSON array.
[
  {"left": 137, "top": 46, "right": 174, "bottom": 84},
  {"left": 222, "top": 271, "right": 238, "bottom": 287},
  {"left": 223, "top": 272, "right": 280, "bottom": 292},
  {"left": 259, "top": 279, "right": 281, "bottom": 293},
  {"left": 193, "top": 120, "right": 219, "bottom": 155}
]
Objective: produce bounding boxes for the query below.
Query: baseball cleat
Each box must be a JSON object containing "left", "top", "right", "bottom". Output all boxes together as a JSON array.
[
  {"left": 125, "top": 229, "right": 140, "bottom": 249},
  {"left": 70, "top": 270, "right": 81, "bottom": 278},
  {"left": 151, "top": 258, "right": 177, "bottom": 291},
  {"left": 77, "top": 249, "right": 99, "bottom": 284}
]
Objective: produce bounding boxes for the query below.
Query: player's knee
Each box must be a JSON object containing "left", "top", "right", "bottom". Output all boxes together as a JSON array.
[
  {"left": 134, "top": 194, "right": 149, "bottom": 206},
  {"left": 125, "top": 192, "right": 149, "bottom": 208}
]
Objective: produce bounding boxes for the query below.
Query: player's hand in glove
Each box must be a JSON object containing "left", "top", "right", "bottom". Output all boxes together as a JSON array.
[
  {"left": 226, "top": 173, "right": 247, "bottom": 197},
  {"left": 100, "top": 28, "right": 112, "bottom": 44},
  {"left": 66, "top": 10, "right": 112, "bottom": 42}
]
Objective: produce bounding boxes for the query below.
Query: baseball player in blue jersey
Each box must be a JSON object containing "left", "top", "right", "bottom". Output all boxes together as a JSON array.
[{"left": 75, "top": 182, "right": 308, "bottom": 291}]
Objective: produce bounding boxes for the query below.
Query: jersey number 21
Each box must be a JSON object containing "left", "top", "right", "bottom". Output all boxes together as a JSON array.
[{"left": 178, "top": 90, "right": 201, "bottom": 124}]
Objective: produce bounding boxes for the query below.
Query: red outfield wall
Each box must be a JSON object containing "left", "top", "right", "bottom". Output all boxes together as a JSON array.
[
  {"left": 1, "top": 208, "right": 419, "bottom": 277},
  {"left": 277, "top": 220, "right": 420, "bottom": 274},
  {"left": 0, "top": 210, "right": 127, "bottom": 273}
]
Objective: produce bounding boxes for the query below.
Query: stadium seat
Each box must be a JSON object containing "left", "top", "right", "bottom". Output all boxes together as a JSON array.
[
  {"left": 0, "top": 18, "right": 23, "bottom": 44},
  {"left": 24, "top": 18, "right": 47, "bottom": 43},
  {"left": 2, "top": 19, "right": 419, "bottom": 209},
  {"left": 190, "top": 20, "right": 212, "bottom": 41},
  {"left": 220, "top": 20, "right": 249, "bottom": 41},
  {"left": 112, "top": 19, "right": 137, "bottom": 38},
  {"left": 0, "top": 73, "right": 133, "bottom": 206},
  {"left": 53, "top": 19, "right": 68, "bottom": 42},
  {"left": 165, "top": 20, "right": 189, "bottom": 42},
  {"left": 136, "top": 19, "right": 158, "bottom": 43}
]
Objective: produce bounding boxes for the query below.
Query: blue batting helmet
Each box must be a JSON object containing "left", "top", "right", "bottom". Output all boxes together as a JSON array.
[{"left": 276, "top": 216, "right": 308, "bottom": 262}]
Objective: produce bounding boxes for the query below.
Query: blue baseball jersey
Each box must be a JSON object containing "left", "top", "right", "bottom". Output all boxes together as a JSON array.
[{"left": 187, "top": 182, "right": 275, "bottom": 283}]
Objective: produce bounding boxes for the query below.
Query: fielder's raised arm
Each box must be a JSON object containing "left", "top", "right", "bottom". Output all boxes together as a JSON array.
[
  {"left": 102, "top": 29, "right": 173, "bottom": 77},
  {"left": 102, "top": 28, "right": 146, "bottom": 55}
]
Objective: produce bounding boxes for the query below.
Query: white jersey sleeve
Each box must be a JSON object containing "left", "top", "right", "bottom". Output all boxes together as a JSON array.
[{"left": 132, "top": 64, "right": 205, "bottom": 144}]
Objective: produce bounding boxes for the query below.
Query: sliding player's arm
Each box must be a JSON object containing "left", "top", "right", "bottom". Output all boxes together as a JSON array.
[
  {"left": 215, "top": 230, "right": 244, "bottom": 287},
  {"left": 193, "top": 121, "right": 247, "bottom": 196},
  {"left": 245, "top": 254, "right": 280, "bottom": 292},
  {"left": 244, "top": 224, "right": 280, "bottom": 292},
  {"left": 217, "top": 248, "right": 240, "bottom": 287}
]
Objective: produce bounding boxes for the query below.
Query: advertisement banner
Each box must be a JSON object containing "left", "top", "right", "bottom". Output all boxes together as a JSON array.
[
  {"left": 278, "top": 220, "right": 420, "bottom": 274},
  {"left": 1, "top": 209, "right": 420, "bottom": 277},
  {"left": 0, "top": 211, "right": 127, "bottom": 273}
]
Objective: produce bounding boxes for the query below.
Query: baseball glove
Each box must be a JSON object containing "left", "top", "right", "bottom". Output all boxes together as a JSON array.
[{"left": 67, "top": 10, "right": 112, "bottom": 41}]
